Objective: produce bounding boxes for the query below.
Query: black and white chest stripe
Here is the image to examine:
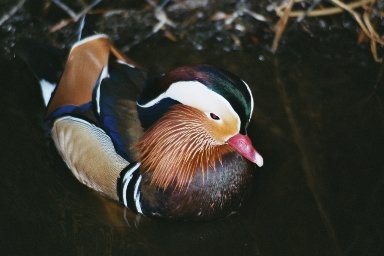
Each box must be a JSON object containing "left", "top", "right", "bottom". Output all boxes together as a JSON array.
[{"left": 117, "top": 162, "right": 143, "bottom": 214}]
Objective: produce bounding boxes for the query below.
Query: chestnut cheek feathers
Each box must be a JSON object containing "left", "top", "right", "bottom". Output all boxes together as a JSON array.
[{"left": 227, "top": 134, "right": 263, "bottom": 167}]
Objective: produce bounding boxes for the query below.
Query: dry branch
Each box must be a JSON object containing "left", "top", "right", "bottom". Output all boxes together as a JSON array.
[
  {"left": 273, "top": 0, "right": 383, "bottom": 62},
  {"left": 0, "top": 0, "right": 26, "bottom": 27}
]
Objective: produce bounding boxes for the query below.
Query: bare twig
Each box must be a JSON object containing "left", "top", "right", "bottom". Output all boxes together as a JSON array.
[
  {"left": 52, "top": 0, "right": 77, "bottom": 20},
  {"left": 0, "top": 0, "right": 26, "bottom": 27},
  {"left": 237, "top": 1, "right": 268, "bottom": 22},
  {"left": 49, "top": 18, "right": 74, "bottom": 33},
  {"left": 296, "top": 0, "right": 322, "bottom": 22},
  {"left": 276, "top": 0, "right": 375, "bottom": 17},
  {"left": 153, "top": 7, "right": 176, "bottom": 33},
  {"left": 145, "top": 0, "right": 176, "bottom": 33},
  {"left": 271, "top": 0, "right": 295, "bottom": 53},
  {"left": 50, "top": 0, "right": 102, "bottom": 32},
  {"left": 76, "top": 0, "right": 103, "bottom": 21},
  {"left": 363, "top": 6, "right": 383, "bottom": 62},
  {"left": 215, "top": 2, "right": 268, "bottom": 26},
  {"left": 101, "top": 9, "right": 129, "bottom": 18},
  {"left": 331, "top": 0, "right": 383, "bottom": 62},
  {"left": 331, "top": 0, "right": 371, "bottom": 36},
  {"left": 273, "top": 0, "right": 383, "bottom": 62}
]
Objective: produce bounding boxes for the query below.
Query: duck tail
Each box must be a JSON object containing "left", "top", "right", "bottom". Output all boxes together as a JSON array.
[
  {"left": 15, "top": 40, "right": 66, "bottom": 106},
  {"left": 14, "top": 14, "right": 95, "bottom": 106}
]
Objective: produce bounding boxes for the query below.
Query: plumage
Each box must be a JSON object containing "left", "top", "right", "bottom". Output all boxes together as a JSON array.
[
  {"left": 19, "top": 34, "right": 263, "bottom": 220},
  {"left": 136, "top": 104, "right": 234, "bottom": 190}
]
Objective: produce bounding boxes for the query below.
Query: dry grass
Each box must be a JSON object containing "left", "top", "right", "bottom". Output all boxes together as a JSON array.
[
  {"left": 2, "top": 0, "right": 382, "bottom": 62},
  {"left": 273, "top": 0, "right": 384, "bottom": 62}
]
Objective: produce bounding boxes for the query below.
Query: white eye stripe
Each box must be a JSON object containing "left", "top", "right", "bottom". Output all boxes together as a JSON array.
[{"left": 138, "top": 81, "right": 240, "bottom": 130}]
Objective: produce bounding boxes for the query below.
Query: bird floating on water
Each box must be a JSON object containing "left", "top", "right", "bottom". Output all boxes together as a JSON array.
[{"left": 18, "top": 34, "right": 263, "bottom": 220}]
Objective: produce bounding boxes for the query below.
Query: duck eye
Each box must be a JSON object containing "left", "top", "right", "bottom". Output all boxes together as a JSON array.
[{"left": 209, "top": 113, "right": 220, "bottom": 120}]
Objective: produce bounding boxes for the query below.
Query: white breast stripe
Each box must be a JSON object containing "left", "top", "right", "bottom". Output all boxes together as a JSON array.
[
  {"left": 137, "top": 81, "right": 240, "bottom": 133},
  {"left": 121, "top": 162, "right": 141, "bottom": 208},
  {"left": 122, "top": 182, "right": 129, "bottom": 206},
  {"left": 122, "top": 170, "right": 133, "bottom": 207},
  {"left": 134, "top": 175, "right": 143, "bottom": 214},
  {"left": 122, "top": 163, "right": 139, "bottom": 206}
]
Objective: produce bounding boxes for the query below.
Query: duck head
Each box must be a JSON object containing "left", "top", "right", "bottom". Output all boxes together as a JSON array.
[{"left": 136, "top": 65, "right": 263, "bottom": 190}]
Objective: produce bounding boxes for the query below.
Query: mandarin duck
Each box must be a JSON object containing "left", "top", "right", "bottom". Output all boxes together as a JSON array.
[{"left": 18, "top": 34, "right": 263, "bottom": 220}]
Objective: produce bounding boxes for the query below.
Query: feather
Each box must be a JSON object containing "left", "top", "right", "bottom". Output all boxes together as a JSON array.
[
  {"left": 135, "top": 105, "right": 233, "bottom": 190},
  {"left": 98, "top": 60, "right": 146, "bottom": 161}
]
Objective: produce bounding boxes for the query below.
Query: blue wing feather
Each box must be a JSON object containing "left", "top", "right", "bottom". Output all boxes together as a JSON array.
[{"left": 97, "top": 60, "right": 146, "bottom": 161}]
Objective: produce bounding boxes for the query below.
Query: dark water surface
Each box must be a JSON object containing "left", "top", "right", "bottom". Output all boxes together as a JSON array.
[{"left": 1, "top": 5, "right": 384, "bottom": 256}]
